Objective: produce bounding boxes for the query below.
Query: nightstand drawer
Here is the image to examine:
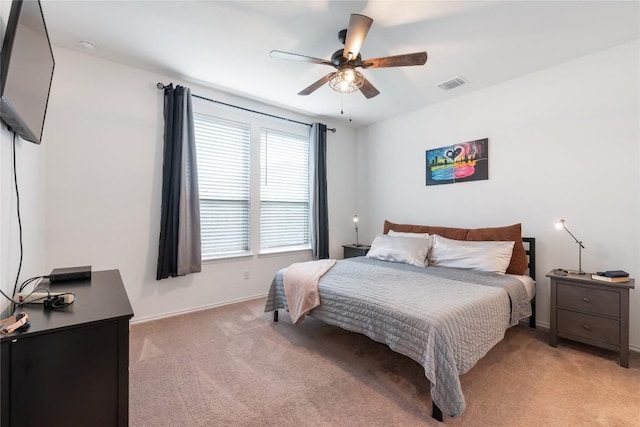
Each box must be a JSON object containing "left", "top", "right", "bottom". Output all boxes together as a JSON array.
[
  {"left": 557, "top": 309, "right": 620, "bottom": 346},
  {"left": 557, "top": 283, "right": 619, "bottom": 317}
]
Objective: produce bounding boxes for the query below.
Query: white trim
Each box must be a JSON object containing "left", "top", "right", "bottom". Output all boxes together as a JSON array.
[
  {"left": 202, "top": 253, "right": 254, "bottom": 264},
  {"left": 536, "top": 321, "right": 550, "bottom": 330},
  {"left": 258, "top": 247, "right": 312, "bottom": 258},
  {"left": 130, "top": 293, "right": 267, "bottom": 324}
]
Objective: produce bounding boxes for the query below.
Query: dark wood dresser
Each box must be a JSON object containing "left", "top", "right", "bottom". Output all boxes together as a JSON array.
[
  {"left": 1, "top": 270, "right": 134, "bottom": 426},
  {"left": 343, "top": 244, "right": 371, "bottom": 259},
  {"left": 547, "top": 271, "right": 634, "bottom": 367}
]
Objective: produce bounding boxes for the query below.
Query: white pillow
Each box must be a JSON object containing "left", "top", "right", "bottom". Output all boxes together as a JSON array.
[
  {"left": 366, "top": 234, "right": 430, "bottom": 267},
  {"left": 388, "top": 230, "right": 433, "bottom": 258},
  {"left": 428, "top": 235, "right": 515, "bottom": 274}
]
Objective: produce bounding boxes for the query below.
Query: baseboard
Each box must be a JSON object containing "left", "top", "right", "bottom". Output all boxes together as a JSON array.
[
  {"left": 130, "top": 293, "right": 268, "bottom": 324},
  {"left": 536, "top": 321, "right": 550, "bottom": 330},
  {"left": 521, "top": 320, "right": 639, "bottom": 354}
]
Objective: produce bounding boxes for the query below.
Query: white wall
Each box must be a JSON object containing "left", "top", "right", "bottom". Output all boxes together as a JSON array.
[
  {"left": 43, "top": 48, "right": 357, "bottom": 322},
  {"left": 0, "top": 1, "right": 45, "bottom": 316},
  {"left": 356, "top": 41, "right": 640, "bottom": 349},
  {"left": 0, "top": 127, "right": 45, "bottom": 316}
]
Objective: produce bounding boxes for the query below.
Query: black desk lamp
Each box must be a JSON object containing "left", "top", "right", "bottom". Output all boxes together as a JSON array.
[
  {"left": 353, "top": 214, "right": 361, "bottom": 246},
  {"left": 555, "top": 219, "right": 585, "bottom": 275}
]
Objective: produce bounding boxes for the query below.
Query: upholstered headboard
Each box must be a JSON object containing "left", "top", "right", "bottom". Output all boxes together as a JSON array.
[{"left": 383, "top": 220, "right": 528, "bottom": 276}]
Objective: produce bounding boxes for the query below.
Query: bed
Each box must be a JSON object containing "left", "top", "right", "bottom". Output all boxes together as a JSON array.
[{"left": 264, "top": 221, "right": 536, "bottom": 421}]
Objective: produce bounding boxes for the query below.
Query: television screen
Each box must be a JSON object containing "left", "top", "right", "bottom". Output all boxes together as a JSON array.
[{"left": 0, "top": 0, "right": 55, "bottom": 144}]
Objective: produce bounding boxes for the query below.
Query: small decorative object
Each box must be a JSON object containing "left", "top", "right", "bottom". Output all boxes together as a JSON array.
[
  {"left": 426, "top": 138, "right": 488, "bottom": 186},
  {"left": 353, "top": 214, "right": 361, "bottom": 246},
  {"left": 555, "top": 219, "right": 585, "bottom": 275}
]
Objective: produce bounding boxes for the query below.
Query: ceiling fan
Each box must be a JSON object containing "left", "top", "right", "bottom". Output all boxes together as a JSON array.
[{"left": 270, "top": 14, "right": 428, "bottom": 99}]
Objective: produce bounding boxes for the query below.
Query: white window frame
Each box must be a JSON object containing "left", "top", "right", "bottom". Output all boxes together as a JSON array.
[
  {"left": 259, "top": 127, "right": 311, "bottom": 253},
  {"left": 192, "top": 98, "right": 312, "bottom": 261},
  {"left": 193, "top": 113, "right": 251, "bottom": 260}
]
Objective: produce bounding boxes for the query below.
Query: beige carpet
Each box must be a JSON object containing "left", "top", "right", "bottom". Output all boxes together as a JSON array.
[{"left": 129, "top": 297, "right": 640, "bottom": 426}]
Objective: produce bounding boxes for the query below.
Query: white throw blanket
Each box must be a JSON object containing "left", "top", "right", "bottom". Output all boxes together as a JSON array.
[{"left": 283, "top": 259, "right": 336, "bottom": 324}]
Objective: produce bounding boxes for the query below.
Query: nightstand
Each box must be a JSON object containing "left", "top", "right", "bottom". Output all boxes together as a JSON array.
[
  {"left": 547, "top": 271, "right": 635, "bottom": 367},
  {"left": 343, "top": 244, "right": 371, "bottom": 259}
]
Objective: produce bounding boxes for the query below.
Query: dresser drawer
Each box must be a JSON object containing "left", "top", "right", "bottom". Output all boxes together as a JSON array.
[
  {"left": 557, "top": 283, "right": 619, "bottom": 317},
  {"left": 557, "top": 309, "right": 620, "bottom": 346}
]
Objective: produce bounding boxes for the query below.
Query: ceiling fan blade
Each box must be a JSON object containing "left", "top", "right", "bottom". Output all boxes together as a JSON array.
[
  {"left": 359, "top": 76, "right": 380, "bottom": 99},
  {"left": 270, "top": 50, "right": 334, "bottom": 66},
  {"left": 298, "top": 73, "right": 334, "bottom": 96},
  {"left": 361, "top": 52, "right": 428, "bottom": 69},
  {"left": 343, "top": 14, "right": 373, "bottom": 60}
]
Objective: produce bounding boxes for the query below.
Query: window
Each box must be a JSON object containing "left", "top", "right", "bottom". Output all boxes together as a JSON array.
[
  {"left": 193, "top": 99, "right": 313, "bottom": 260},
  {"left": 260, "top": 128, "right": 310, "bottom": 251},
  {"left": 194, "top": 113, "right": 250, "bottom": 259}
]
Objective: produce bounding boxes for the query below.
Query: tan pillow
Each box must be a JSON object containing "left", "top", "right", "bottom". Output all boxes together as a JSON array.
[
  {"left": 383, "top": 220, "right": 468, "bottom": 240},
  {"left": 383, "top": 220, "right": 527, "bottom": 275}
]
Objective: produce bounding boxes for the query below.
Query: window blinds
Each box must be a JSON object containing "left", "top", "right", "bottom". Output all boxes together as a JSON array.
[
  {"left": 260, "top": 129, "right": 310, "bottom": 250},
  {"left": 194, "top": 113, "right": 250, "bottom": 258}
]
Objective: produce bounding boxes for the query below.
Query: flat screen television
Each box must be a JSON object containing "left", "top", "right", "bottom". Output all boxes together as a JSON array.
[{"left": 0, "top": 0, "right": 55, "bottom": 144}]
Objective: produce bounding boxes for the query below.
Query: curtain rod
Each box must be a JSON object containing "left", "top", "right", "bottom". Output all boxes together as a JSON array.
[{"left": 157, "top": 83, "right": 336, "bottom": 133}]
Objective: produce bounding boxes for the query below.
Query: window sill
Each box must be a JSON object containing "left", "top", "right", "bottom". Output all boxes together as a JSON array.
[
  {"left": 258, "top": 247, "right": 312, "bottom": 258},
  {"left": 201, "top": 247, "right": 313, "bottom": 262},
  {"left": 202, "top": 253, "right": 254, "bottom": 264}
]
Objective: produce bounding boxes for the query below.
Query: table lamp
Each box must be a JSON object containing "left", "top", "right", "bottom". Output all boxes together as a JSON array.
[
  {"left": 555, "top": 219, "right": 585, "bottom": 275},
  {"left": 353, "top": 214, "right": 361, "bottom": 246}
]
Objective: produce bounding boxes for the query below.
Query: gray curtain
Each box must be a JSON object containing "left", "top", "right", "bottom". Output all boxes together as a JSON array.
[
  {"left": 310, "top": 123, "right": 329, "bottom": 259},
  {"left": 156, "top": 84, "right": 201, "bottom": 280}
]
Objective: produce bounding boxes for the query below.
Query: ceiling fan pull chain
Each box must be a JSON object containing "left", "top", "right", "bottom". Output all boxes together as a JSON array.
[{"left": 341, "top": 95, "right": 352, "bottom": 122}]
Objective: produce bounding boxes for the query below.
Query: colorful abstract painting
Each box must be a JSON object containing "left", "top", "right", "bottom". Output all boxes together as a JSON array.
[{"left": 426, "top": 138, "right": 488, "bottom": 186}]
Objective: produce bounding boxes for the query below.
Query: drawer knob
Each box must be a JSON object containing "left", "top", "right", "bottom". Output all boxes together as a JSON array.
[
  {"left": 583, "top": 324, "right": 591, "bottom": 330},
  {"left": 583, "top": 297, "right": 590, "bottom": 303}
]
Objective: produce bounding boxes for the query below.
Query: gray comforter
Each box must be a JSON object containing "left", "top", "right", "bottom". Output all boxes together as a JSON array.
[{"left": 264, "top": 257, "right": 532, "bottom": 418}]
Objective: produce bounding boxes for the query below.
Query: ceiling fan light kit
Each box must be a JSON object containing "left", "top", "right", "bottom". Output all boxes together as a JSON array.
[
  {"left": 270, "top": 13, "right": 427, "bottom": 99},
  {"left": 329, "top": 68, "right": 364, "bottom": 93}
]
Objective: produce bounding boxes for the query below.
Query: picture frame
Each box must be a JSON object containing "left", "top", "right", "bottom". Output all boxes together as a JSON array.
[{"left": 426, "top": 138, "right": 489, "bottom": 186}]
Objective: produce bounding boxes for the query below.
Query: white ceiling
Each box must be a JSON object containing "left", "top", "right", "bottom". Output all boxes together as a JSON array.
[{"left": 40, "top": 1, "right": 639, "bottom": 128}]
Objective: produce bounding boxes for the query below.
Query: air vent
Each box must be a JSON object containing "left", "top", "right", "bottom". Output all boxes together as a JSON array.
[{"left": 437, "top": 76, "right": 468, "bottom": 91}]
